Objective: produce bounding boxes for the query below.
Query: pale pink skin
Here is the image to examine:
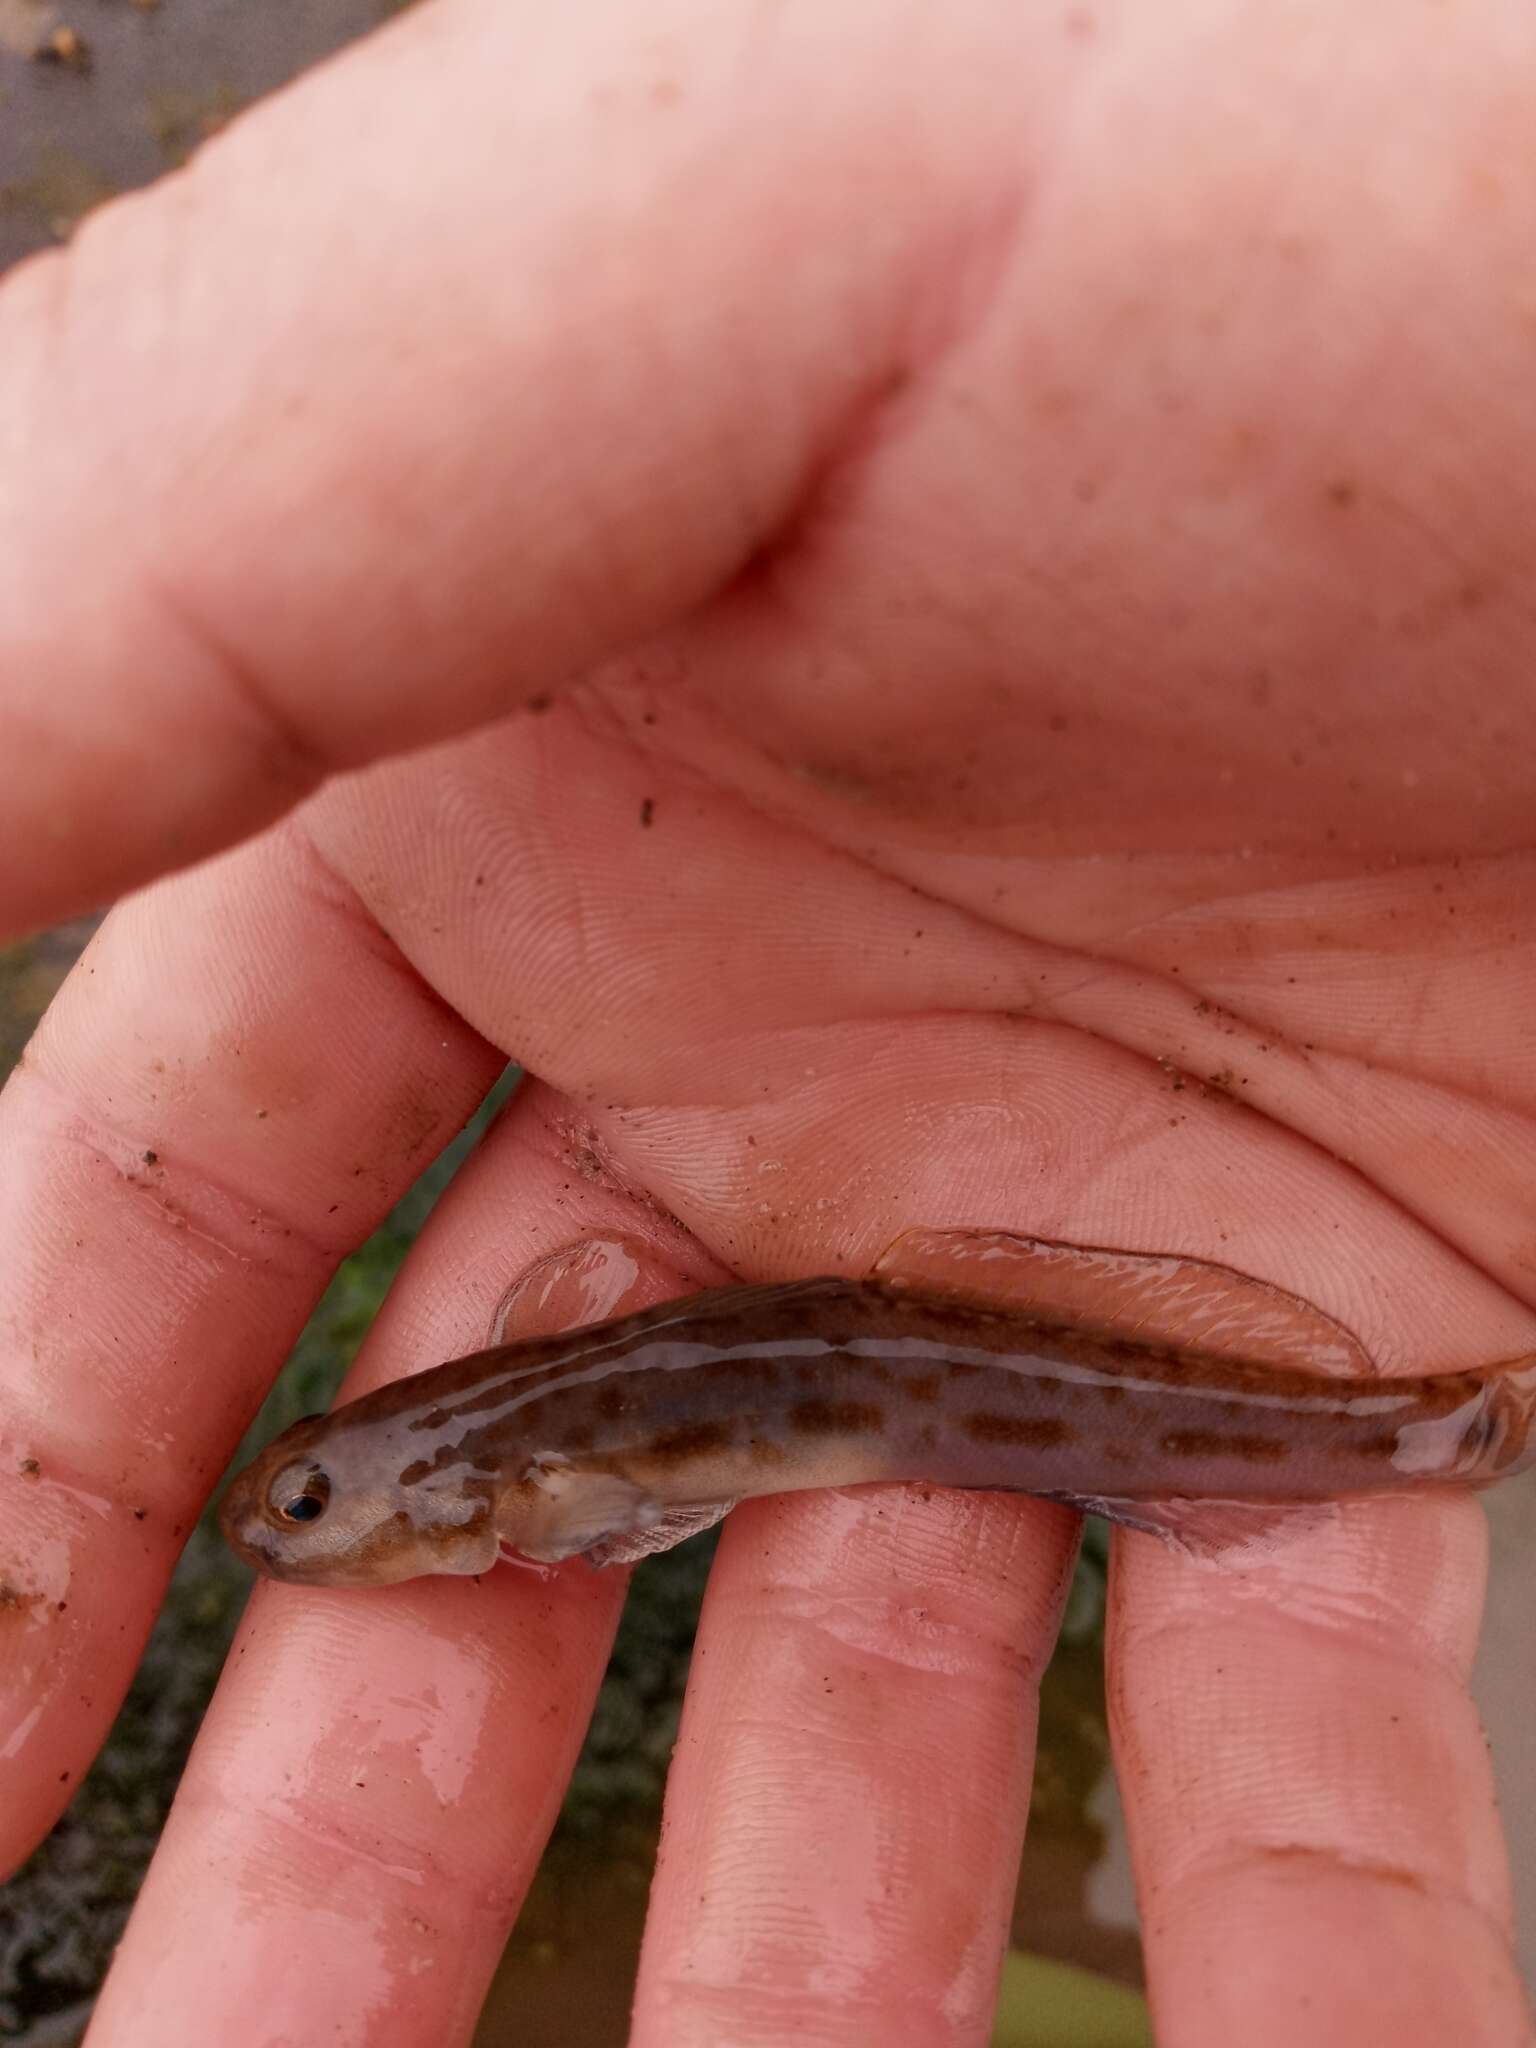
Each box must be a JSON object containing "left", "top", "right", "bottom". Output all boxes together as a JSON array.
[{"left": 1, "top": 0, "right": 1535, "bottom": 2042}]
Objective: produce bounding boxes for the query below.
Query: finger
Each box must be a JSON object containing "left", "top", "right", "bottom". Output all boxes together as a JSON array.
[
  {"left": 86, "top": 1087, "right": 722, "bottom": 2047},
  {"left": 0, "top": 0, "right": 1033, "bottom": 934},
  {"left": 0, "top": 826, "right": 499, "bottom": 1866},
  {"left": 631, "top": 1485, "right": 1079, "bottom": 2048},
  {"left": 1109, "top": 1498, "right": 1532, "bottom": 2047}
]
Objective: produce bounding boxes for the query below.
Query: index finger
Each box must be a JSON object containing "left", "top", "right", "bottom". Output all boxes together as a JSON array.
[
  {"left": 84, "top": 1087, "right": 715, "bottom": 2045},
  {"left": 0, "top": 825, "right": 498, "bottom": 1864}
]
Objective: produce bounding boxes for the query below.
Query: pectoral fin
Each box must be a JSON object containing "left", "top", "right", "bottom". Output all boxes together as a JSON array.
[
  {"left": 584, "top": 1499, "right": 736, "bottom": 1569},
  {"left": 511, "top": 1461, "right": 736, "bottom": 1569},
  {"left": 513, "top": 1463, "right": 668, "bottom": 1563}
]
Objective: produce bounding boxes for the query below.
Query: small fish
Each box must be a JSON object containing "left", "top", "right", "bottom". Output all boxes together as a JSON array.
[{"left": 219, "top": 1229, "right": 1536, "bottom": 1587}]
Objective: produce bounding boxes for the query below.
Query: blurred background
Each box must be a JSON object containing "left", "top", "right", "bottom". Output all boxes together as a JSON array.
[{"left": 1, "top": 9, "right": 1531, "bottom": 2044}]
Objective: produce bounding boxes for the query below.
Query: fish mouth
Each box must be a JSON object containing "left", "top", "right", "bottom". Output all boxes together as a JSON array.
[{"left": 217, "top": 1469, "right": 273, "bottom": 1573}]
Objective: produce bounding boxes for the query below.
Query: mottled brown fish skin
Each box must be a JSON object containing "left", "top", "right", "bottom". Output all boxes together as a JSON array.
[{"left": 234, "top": 1273, "right": 1536, "bottom": 1570}]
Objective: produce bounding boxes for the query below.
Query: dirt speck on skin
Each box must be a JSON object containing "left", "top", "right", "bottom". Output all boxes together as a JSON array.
[{"left": 559, "top": 1120, "right": 625, "bottom": 1194}]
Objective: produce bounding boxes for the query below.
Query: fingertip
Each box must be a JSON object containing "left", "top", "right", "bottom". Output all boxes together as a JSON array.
[
  {"left": 632, "top": 1485, "right": 1080, "bottom": 2048},
  {"left": 1109, "top": 1496, "right": 1519, "bottom": 2048}
]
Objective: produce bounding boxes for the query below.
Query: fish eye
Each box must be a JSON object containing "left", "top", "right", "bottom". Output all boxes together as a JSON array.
[{"left": 269, "top": 1467, "right": 331, "bottom": 1525}]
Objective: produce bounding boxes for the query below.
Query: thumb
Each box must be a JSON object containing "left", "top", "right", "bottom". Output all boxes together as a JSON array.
[{"left": 0, "top": 0, "right": 1022, "bottom": 935}]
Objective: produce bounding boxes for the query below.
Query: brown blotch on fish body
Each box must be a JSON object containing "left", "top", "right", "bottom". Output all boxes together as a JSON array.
[
  {"left": 1333, "top": 1432, "right": 1400, "bottom": 1460},
  {"left": 648, "top": 1421, "right": 735, "bottom": 1462},
  {"left": 790, "top": 1400, "right": 885, "bottom": 1436},
  {"left": 965, "top": 1413, "right": 1071, "bottom": 1449},
  {"left": 1162, "top": 1429, "right": 1288, "bottom": 1462},
  {"left": 903, "top": 1373, "right": 941, "bottom": 1403}
]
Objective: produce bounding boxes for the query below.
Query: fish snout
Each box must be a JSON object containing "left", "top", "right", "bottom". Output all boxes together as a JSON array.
[{"left": 218, "top": 1461, "right": 287, "bottom": 1576}]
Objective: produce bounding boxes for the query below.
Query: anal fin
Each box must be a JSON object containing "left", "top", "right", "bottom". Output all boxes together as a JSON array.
[{"left": 1035, "top": 1490, "right": 1332, "bottom": 1559}]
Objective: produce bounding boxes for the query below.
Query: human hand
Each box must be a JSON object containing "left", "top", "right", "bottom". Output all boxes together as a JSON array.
[{"left": 3, "top": 0, "right": 1535, "bottom": 2041}]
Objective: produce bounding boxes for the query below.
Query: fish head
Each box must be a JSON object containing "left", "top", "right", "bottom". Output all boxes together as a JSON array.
[{"left": 219, "top": 1409, "right": 500, "bottom": 1587}]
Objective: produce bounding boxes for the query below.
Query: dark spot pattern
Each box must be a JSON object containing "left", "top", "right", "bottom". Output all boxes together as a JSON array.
[
  {"left": 790, "top": 1400, "right": 885, "bottom": 1436},
  {"left": 1334, "top": 1432, "right": 1399, "bottom": 1460},
  {"left": 964, "top": 1414, "right": 1071, "bottom": 1449},
  {"left": 647, "top": 1421, "right": 734, "bottom": 1462},
  {"left": 1161, "top": 1429, "right": 1288, "bottom": 1463}
]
